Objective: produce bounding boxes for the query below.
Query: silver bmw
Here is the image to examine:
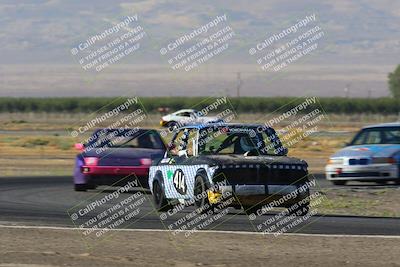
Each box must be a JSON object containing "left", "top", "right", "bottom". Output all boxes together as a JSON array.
[{"left": 325, "top": 122, "right": 400, "bottom": 185}]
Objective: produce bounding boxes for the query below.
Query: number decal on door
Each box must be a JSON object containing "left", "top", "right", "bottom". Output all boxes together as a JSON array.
[{"left": 173, "top": 169, "right": 187, "bottom": 195}]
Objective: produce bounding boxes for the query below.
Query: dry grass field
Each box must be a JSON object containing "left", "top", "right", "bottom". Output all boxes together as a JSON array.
[{"left": 0, "top": 112, "right": 398, "bottom": 176}]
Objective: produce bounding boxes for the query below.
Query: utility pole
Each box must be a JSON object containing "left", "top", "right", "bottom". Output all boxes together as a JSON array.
[
  {"left": 236, "top": 72, "right": 242, "bottom": 98},
  {"left": 344, "top": 83, "right": 351, "bottom": 98}
]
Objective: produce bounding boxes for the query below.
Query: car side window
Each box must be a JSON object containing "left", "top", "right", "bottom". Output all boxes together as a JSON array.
[
  {"left": 168, "top": 129, "right": 196, "bottom": 157},
  {"left": 364, "top": 131, "right": 381, "bottom": 144},
  {"left": 176, "top": 112, "right": 191, "bottom": 117},
  {"left": 185, "top": 130, "right": 197, "bottom": 156},
  {"left": 168, "top": 130, "right": 185, "bottom": 156},
  {"left": 352, "top": 130, "right": 368, "bottom": 145}
]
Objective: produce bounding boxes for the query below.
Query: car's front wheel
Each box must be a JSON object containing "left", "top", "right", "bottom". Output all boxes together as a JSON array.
[{"left": 194, "top": 175, "right": 212, "bottom": 213}]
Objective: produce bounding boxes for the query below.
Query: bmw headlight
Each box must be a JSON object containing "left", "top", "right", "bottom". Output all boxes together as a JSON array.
[{"left": 327, "top": 158, "right": 344, "bottom": 165}]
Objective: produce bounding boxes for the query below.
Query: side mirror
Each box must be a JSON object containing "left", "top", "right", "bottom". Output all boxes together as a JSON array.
[
  {"left": 74, "top": 143, "right": 85, "bottom": 151},
  {"left": 178, "top": 150, "right": 188, "bottom": 158},
  {"left": 150, "top": 154, "right": 163, "bottom": 164}
]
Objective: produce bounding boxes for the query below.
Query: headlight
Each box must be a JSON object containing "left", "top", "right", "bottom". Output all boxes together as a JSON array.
[
  {"left": 372, "top": 157, "right": 396, "bottom": 164},
  {"left": 327, "top": 158, "right": 343, "bottom": 165}
]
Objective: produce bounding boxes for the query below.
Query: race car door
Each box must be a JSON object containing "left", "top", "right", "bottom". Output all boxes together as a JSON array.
[{"left": 158, "top": 128, "right": 200, "bottom": 200}]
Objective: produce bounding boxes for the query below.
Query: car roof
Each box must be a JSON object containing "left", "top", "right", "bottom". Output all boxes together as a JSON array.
[
  {"left": 173, "top": 109, "right": 197, "bottom": 113},
  {"left": 362, "top": 122, "right": 400, "bottom": 129},
  {"left": 93, "top": 128, "right": 158, "bottom": 134},
  {"left": 179, "top": 122, "right": 271, "bottom": 130}
]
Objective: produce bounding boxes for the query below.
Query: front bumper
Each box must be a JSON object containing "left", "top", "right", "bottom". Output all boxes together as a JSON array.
[
  {"left": 325, "top": 164, "right": 398, "bottom": 181},
  {"left": 217, "top": 184, "right": 305, "bottom": 207}
]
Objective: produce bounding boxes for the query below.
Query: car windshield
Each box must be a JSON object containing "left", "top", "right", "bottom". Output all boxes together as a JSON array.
[
  {"left": 350, "top": 127, "right": 400, "bottom": 145},
  {"left": 198, "top": 126, "right": 285, "bottom": 156},
  {"left": 87, "top": 129, "right": 165, "bottom": 149}
]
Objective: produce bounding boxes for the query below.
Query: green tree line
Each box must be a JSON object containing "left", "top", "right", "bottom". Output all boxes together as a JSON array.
[{"left": 0, "top": 97, "right": 398, "bottom": 114}]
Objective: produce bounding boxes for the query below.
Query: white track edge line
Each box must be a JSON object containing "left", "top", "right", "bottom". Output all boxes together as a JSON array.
[{"left": 0, "top": 224, "right": 399, "bottom": 239}]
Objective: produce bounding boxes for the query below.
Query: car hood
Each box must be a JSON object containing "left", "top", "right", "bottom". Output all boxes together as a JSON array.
[
  {"left": 331, "top": 144, "right": 400, "bottom": 158},
  {"left": 197, "top": 154, "right": 307, "bottom": 166}
]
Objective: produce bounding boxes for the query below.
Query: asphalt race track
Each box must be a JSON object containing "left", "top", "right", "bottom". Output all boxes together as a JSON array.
[{"left": 0, "top": 176, "right": 399, "bottom": 236}]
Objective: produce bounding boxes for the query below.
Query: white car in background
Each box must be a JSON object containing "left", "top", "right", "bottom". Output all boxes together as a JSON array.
[{"left": 160, "top": 109, "right": 223, "bottom": 128}]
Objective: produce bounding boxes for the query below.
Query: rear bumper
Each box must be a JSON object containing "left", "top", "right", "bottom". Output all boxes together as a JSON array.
[
  {"left": 325, "top": 164, "right": 398, "bottom": 181},
  {"left": 81, "top": 165, "right": 149, "bottom": 176},
  {"left": 76, "top": 166, "right": 150, "bottom": 188}
]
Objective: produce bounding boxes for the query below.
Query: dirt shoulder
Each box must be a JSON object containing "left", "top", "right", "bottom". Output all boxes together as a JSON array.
[{"left": 0, "top": 227, "right": 399, "bottom": 267}]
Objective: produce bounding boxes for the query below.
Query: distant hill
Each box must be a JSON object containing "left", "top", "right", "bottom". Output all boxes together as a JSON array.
[
  {"left": 0, "top": 0, "right": 399, "bottom": 97},
  {"left": 1, "top": 0, "right": 400, "bottom": 64}
]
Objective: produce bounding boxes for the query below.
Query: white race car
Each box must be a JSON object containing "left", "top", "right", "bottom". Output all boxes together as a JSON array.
[
  {"left": 326, "top": 122, "right": 400, "bottom": 185},
  {"left": 160, "top": 109, "right": 222, "bottom": 128}
]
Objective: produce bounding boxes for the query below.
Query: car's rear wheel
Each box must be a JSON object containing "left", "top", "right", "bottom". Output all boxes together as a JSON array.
[
  {"left": 289, "top": 203, "right": 309, "bottom": 216},
  {"left": 332, "top": 180, "right": 346, "bottom": 186},
  {"left": 153, "top": 181, "right": 171, "bottom": 212},
  {"left": 243, "top": 205, "right": 261, "bottom": 216},
  {"left": 288, "top": 184, "right": 310, "bottom": 216},
  {"left": 74, "top": 184, "right": 87, "bottom": 192}
]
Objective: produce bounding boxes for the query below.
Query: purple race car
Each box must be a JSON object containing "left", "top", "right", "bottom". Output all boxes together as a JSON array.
[{"left": 73, "top": 128, "right": 166, "bottom": 191}]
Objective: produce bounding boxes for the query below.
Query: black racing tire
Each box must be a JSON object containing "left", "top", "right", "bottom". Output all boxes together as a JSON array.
[
  {"left": 293, "top": 204, "right": 309, "bottom": 216},
  {"left": 87, "top": 184, "right": 97, "bottom": 189},
  {"left": 152, "top": 180, "right": 172, "bottom": 212},
  {"left": 243, "top": 205, "right": 261, "bottom": 216},
  {"left": 288, "top": 183, "right": 310, "bottom": 216},
  {"left": 74, "top": 184, "right": 87, "bottom": 192},
  {"left": 376, "top": 180, "right": 387, "bottom": 185},
  {"left": 332, "top": 180, "right": 346, "bottom": 186},
  {"left": 193, "top": 174, "right": 212, "bottom": 213},
  {"left": 288, "top": 202, "right": 310, "bottom": 216}
]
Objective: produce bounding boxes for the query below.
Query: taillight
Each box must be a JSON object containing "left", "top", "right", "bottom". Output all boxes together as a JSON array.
[
  {"left": 140, "top": 158, "right": 152, "bottom": 165},
  {"left": 84, "top": 157, "right": 98, "bottom": 166}
]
